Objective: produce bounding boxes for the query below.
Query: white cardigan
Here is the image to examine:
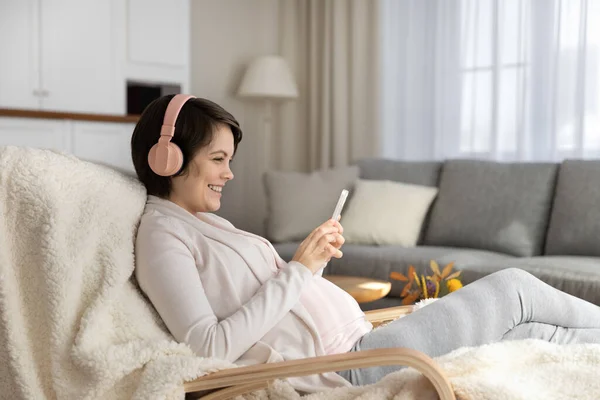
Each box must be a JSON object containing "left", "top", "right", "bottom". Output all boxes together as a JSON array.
[{"left": 134, "top": 196, "right": 352, "bottom": 392}]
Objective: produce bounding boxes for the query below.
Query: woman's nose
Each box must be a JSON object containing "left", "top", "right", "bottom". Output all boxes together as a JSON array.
[{"left": 223, "top": 167, "right": 234, "bottom": 180}]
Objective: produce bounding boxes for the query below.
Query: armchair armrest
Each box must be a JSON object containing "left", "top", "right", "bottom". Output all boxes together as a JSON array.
[
  {"left": 185, "top": 347, "right": 453, "bottom": 400},
  {"left": 364, "top": 305, "right": 413, "bottom": 327}
]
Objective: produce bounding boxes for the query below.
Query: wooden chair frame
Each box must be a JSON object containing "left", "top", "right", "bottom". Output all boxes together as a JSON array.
[{"left": 183, "top": 306, "right": 455, "bottom": 400}]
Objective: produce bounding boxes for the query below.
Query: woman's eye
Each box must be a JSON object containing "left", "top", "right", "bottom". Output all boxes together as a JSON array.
[{"left": 213, "top": 158, "right": 224, "bottom": 162}]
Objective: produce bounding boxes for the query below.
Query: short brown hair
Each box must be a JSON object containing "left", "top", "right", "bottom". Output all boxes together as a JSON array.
[{"left": 131, "top": 95, "right": 242, "bottom": 197}]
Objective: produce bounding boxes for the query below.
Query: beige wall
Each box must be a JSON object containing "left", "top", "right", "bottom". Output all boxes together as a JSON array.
[{"left": 190, "top": 0, "right": 279, "bottom": 234}]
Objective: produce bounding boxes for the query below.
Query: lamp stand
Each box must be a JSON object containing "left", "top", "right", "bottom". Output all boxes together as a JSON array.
[{"left": 263, "top": 100, "right": 274, "bottom": 172}]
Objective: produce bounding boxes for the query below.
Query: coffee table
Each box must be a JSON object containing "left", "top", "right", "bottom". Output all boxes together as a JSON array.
[{"left": 325, "top": 275, "right": 392, "bottom": 303}]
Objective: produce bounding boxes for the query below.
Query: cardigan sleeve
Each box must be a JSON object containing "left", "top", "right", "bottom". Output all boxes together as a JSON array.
[{"left": 134, "top": 218, "right": 313, "bottom": 362}]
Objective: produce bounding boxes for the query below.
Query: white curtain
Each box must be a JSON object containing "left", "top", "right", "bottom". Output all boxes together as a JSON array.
[{"left": 381, "top": 0, "right": 600, "bottom": 161}]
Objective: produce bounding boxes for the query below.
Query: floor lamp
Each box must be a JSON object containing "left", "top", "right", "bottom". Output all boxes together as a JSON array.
[{"left": 237, "top": 56, "right": 299, "bottom": 171}]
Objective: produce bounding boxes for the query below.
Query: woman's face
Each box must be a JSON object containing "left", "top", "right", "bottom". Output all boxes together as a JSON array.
[{"left": 168, "top": 124, "right": 235, "bottom": 214}]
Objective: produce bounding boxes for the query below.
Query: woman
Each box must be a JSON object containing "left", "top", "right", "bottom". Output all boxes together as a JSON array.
[{"left": 131, "top": 94, "right": 600, "bottom": 392}]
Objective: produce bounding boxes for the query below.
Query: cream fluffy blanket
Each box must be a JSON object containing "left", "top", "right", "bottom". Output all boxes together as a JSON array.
[
  {"left": 1, "top": 146, "right": 599, "bottom": 400},
  {"left": 0, "top": 146, "right": 232, "bottom": 399}
]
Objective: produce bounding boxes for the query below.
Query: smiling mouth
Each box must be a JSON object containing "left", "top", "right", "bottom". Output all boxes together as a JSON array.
[{"left": 208, "top": 184, "right": 222, "bottom": 193}]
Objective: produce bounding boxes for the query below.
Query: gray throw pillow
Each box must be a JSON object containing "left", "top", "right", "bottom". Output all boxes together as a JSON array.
[
  {"left": 264, "top": 166, "right": 359, "bottom": 243},
  {"left": 545, "top": 160, "right": 600, "bottom": 256}
]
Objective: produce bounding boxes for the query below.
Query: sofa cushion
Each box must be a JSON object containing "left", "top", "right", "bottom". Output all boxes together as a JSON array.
[
  {"left": 545, "top": 160, "right": 600, "bottom": 256},
  {"left": 424, "top": 160, "right": 557, "bottom": 257},
  {"left": 263, "top": 165, "right": 359, "bottom": 243},
  {"left": 273, "top": 242, "right": 512, "bottom": 298},
  {"left": 341, "top": 179, "right": 438, "bottom": 246},
  {"left": 357, "top": 158, "right": 442, "bottom": 187},
  {"left": 457, "top": 256, "right": 600, "bottom": 306}
]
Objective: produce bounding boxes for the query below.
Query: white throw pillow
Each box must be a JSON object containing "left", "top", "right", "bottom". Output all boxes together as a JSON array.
[
  {"left": 264, "top": 165, "right": 359, "bottom": 243},
  {"left": 342, "top": 179, "right": 438, "bottom": 246}
]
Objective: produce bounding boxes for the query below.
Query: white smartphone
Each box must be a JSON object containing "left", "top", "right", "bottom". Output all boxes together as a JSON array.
[{"left": 331, "top": 189, "right": 349, "bottom": 221}]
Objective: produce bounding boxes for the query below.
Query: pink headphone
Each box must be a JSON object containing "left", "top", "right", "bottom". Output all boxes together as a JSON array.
[{"left": 148, "top": 94, "right": 196, "bottom": 176}]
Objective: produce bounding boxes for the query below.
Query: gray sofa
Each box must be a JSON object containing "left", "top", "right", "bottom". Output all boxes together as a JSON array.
[{"left": 273, "top": 158, "right": 600, "bottom": 310}]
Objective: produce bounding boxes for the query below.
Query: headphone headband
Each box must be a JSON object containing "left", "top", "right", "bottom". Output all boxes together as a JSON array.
[{"left": 160, "top": 94, "right": 195, "bottom": 137}]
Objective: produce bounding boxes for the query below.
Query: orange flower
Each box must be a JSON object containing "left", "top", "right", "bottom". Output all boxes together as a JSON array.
[{"left": 447, "top": 279, "right": 463, "bottom": 292}]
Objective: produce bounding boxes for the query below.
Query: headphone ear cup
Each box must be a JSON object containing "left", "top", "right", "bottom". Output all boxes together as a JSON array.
[{"left": 148, "top": 142, "right": 184, "bottom": 176}]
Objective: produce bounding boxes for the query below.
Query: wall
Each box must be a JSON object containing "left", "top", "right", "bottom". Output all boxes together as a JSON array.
[{"left": 190, "top": 0, "right": 279, "bottom": 235}]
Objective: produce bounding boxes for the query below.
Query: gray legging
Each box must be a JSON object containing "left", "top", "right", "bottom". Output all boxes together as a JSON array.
[{"left": 337, "top": 268, "right": 600, "bottom": 386}]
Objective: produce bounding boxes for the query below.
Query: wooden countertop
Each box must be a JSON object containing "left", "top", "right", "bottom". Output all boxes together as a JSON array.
[{"left": 0, "top": 108, "right": 140, "bottom": 123}]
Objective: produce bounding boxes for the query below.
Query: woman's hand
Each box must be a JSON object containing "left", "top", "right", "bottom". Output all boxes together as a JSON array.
[{"left": 292, "top": 219, "right": 345, "bottom": 274}]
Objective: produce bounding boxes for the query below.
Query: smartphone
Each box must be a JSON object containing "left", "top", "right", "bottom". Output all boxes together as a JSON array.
[{"left": 331, "top": 189, "right": 349, "bottom": 221}]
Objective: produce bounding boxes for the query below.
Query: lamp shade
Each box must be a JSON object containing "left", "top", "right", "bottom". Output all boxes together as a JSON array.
[{"left": 237, "top": 56, "right": 299, "bottom": 100}]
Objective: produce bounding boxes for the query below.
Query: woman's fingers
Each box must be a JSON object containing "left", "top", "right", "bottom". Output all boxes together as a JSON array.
[
  {"left": 317, "top": 233, "right": 342, "bottom": 250},
  {"left": 305, "top": 219, "right": 343, "bottom": 243},
  {"left": 333, "top": 219, "right": 344, "bottom": 234},
  {"left": 324, "top": 244, "right": 343, "bottom": 259},
  {"left": 305, "top": 223, "right": 339, "bottom": 245},
  {"left": 332, "top": 233, "right": 345, "bottom": 248},
  {"left": 317, "top": 236, "right": 344, "bottom": 261}
]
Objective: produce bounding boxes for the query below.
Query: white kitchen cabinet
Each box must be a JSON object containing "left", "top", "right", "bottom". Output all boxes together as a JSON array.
[
  {"left": 71, "top": 121, "right": 136, "bottom": 173},
  {"left": 40, "top": 0, "right": 122, "bottom": 115},
  {"left": 125, "top": 0, "right": 190, "bottom": 92},
  {"left": 0, "top": 117, "right": 69, "bottom": 151},
  {"left": 0, "top": 117, "right": 136, "bottom": 173},
  {"left": 0, "top": 0, "right": 40, "bottom": 109},
  {"left": 0, "top": 0, "right": 123, "bottom": 114},
  {"left": 128, "top": 0, "right": 187, "bottom": 67}
]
